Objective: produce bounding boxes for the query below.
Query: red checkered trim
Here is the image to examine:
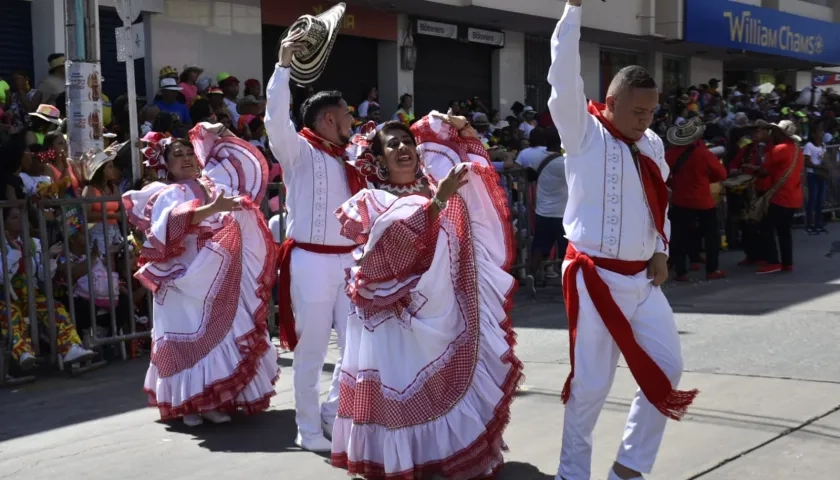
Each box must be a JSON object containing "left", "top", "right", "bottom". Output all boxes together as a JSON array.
[{"left": 332, "top": 146, "right": 523, "bottom": 478}]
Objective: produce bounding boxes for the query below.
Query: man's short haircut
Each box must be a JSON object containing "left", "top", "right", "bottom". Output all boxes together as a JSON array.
[
  {"left": 544, "top": 126, "right": 562, "bottom": 151},
  {"left": 607, "top": 65, "right": 657, "bottom": 97},
  {"left": 528, "top": 127, "right": 546, "bottom": 147},
  {"left": 301, "top": 90, "right": 344, "bottom": 130}
]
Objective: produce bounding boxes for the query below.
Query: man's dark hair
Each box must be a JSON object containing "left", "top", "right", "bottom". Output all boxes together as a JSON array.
[
  {"left": 528, "top": 127, "right": 546, "bottom": 147},
  {"left": 190, "top": 98, "right": 214, "bottom": 124},
  {"left": 544, "top": 126, "right": 562, "bottom": 152},
  {"left": 300, "top": 90, "right": 344, "bottom": 130},
  {"left": 607, "top": 65, "right": 657, "bottom": 97}
]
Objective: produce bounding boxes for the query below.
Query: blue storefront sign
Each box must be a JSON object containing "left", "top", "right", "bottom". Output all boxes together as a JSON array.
[{"left": 684, "top": 0, "right": 840, "bottom": 65}]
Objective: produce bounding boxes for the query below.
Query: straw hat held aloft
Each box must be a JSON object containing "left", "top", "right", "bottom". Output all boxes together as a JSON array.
[{"left": 278, "top": 3, "right": 346, "bottom": 85}]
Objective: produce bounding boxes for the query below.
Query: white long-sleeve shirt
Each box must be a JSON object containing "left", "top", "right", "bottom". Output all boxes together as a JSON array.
[
  {"left": 547, "top": 4, "right": 669, "bottom": 261},
  {"left": 264, "top": 65, "right": 355, "bottom": 247}
]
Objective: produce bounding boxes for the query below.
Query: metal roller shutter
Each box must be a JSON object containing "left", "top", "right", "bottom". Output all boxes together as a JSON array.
[
  {"left": 413, "top": 34, "right": 492, "bottom": 117},
  {"left": 99, "top": 7, "right": 146, "bottom": 100},
  {"left": 0, "top": 0, "right": 34, "bottom": 84}
]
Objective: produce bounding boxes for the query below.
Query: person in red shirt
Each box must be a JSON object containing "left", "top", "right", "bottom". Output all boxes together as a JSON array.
[
  {"left": 727, "top": 130, "right": 771, "bottom": 266},
  {"left": 755, "top": 120, "right": 804, "bottom": 274},
  {"left": 665, "top": 118, "right": 728, "bottom": 280}
]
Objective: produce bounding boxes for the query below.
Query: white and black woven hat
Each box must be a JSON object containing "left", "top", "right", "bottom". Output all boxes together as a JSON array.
[
  {"left": 279, "top": 3, "right": 345, "bottom": 85},
  {"left": 666, "top": 117, "right": 706, "bottom": 146}
]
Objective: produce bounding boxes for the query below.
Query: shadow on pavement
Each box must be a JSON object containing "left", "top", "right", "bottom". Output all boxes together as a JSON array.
[
  {"left": 0, "top": 359, "right": 150, "bottom": 443},
  {"left": 511, "top": 225, "right": 840, "bottom": 322},
  {"left": 165, "top": 408, "right": 318, "bottom": 455},
  {"left": 497, "top": 461, "right": 555, "bottom": 479}
]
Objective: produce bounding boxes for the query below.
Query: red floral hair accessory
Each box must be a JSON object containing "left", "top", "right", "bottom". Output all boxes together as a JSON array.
[
  {"left": 347, "top": 121, "right": 380, "bottom": 181},
  {"left": 140, "top": 131, "right": 173, "bottom": 175}
]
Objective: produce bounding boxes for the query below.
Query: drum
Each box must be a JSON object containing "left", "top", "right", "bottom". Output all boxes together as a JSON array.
[{"left": 721, "top": 174, "right": 755, "bottom": 193}]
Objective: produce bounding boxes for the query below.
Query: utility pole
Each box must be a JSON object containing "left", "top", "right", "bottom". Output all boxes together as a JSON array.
[
  {"left": 115, "top": 0, "right": 141, "bottom": 183},
  {"left": 64, "top": 0, "right": 104, "bottom": 162}
]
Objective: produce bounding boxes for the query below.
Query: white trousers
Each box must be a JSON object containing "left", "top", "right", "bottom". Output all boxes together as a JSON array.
[
  {"left": 557, "top": 264, "right": 684, "bottom": 480},
  {"left": 290, "top": 249, "right": 353, "bottom": 436}
]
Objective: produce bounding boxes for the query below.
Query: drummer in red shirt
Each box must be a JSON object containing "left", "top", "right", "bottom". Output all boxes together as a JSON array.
[
  {"left": 754, "top": 120, "right": 804, "bottom": 274},
  {"left": 729, "top": 128, "right": 771, "bottom": 266},
  {"left": 665, "top": 118, "right": 728, "bottom": 281}
]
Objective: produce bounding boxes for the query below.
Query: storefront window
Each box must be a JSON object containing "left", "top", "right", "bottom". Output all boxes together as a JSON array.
[
  {"left": 600, "top": 50, "right": 638, "bottom": 100},
  {"left": 662, "top": 57, "right": 686, "bottom": 95}
]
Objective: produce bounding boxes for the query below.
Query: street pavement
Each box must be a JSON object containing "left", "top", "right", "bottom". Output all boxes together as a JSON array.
[{"left": 1, "top": 224, "right": 839, "bottom": 480}]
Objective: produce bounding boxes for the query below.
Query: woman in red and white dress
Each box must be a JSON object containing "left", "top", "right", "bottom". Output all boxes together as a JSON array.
[
  {"left": 123, "top": 123, "right": 279, "bottom": 426},
  {"left": 331, "top": 113, "right": 523, "bottom": 479}
]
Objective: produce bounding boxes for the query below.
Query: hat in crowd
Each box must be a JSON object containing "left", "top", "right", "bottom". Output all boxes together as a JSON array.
[
  {"left": 237, "top": 95, "right": 261, "bottom": 111},
  {"left": 472, "top": 113, "right": 490, "bottom": 127},
  {"left": 755, "top": 119, "right": 802, "bottom": 142},
  {"left": 82, "top": 140, "right": 128, "bottom": 181},
  {"left": 709, "top": 78, "right": 720, "bottom": 86},
  {"left": 217, "top": 72, "right": 240, "bottom": 87},
  {"left": 666, "top": 117, "right": 706, "bottom": 146},
  {"left": 29, "top": 104, "right": 62, "bottom": 125},
  {"left": 207, "top": 87, "right": 223, "bottom": 96},
  {"left": 522, "top": 106, "right": 536, "bottom": 115},
  {"left": 197, "top": 76, "right": 213, "bottom": 92},
  {"left": 245, "top": 78, "right": 260, "bottom": 89},
  {"left": 183, "top": 64, "right": 204, "bottom": 76},
  {"left": 48, "top": 54, "right": 65, "bottom": 73},
  {"left": 159, "top": 65, "right": 179, "bottom": 79},
  {"left": 159, "top": 77, "right": 183, "bottom": 92},
  {"left": 279, "top": 2, "right": 346, "bottom": 85}
]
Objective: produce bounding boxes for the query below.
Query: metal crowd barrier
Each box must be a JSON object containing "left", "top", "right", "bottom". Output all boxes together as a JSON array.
[
  {"left": 0, "top": 196, "right": 151, "bottom": 386},
  {"left": 260, "top": 182, "right": 285, "bottom": 338}
]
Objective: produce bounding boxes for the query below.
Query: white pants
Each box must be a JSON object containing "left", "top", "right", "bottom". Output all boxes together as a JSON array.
[
  {"left": 290, "top": 249, "right": 353, "bottom": 436},
  {"left": 557, "top": 264, "right": 684, "bottom": 480}
]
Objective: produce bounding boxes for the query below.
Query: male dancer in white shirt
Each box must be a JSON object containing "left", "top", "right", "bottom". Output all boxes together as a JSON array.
[
  {"left": 549, "top": 1, "right": 699, "bottom": 479},
  {"left": 265, "top": 37, "right": 367, "bottom": 452}
]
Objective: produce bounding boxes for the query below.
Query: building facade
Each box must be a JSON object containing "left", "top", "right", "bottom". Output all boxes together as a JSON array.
[{"left": 7, "top": 0, "right": 840, "bottom": 120}]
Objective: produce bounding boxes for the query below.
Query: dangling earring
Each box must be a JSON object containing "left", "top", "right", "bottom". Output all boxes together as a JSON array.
[{"left": 376, "top": 163, "right": 389, "bottom": 181}]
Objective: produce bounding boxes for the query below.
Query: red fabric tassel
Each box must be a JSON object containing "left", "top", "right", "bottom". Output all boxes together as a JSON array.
[{"left": 562, "top": 244, "right": 698, "bottom": 421}]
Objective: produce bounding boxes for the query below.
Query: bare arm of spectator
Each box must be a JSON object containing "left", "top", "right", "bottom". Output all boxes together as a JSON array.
[{"left": 546, "top": 0, "right": 594, "bottom": 156}]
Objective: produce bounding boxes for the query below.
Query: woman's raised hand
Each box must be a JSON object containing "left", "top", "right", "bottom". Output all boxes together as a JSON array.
[
  {"left": 436, "top": 164, "right": 470, "bottom": 202},
  {"left": 210, "top": 194, "right": 244, "bottom": 213}
]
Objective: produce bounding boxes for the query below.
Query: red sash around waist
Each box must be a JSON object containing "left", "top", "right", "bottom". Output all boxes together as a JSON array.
[
  {"left": 276, "top": 239, "right": 356, "bottom": 351},
  {"left": 561, "top": 244, "right": 698, "bottom": 421}
]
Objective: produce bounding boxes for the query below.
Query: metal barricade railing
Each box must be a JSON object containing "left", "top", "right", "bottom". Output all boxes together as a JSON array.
[
  {"left": 0, "top": 196, "right": 152, "bottom": 386},
  {"left": 260, "top": 182, "right": 285, "bottom": 337}
]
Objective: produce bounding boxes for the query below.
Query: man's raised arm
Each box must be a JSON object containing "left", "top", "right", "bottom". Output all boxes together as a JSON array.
[
  {"left": 265, "top": 65, "right": 303, "bottom": 168},
  {"left": 547, "top": 1, "right": 592, "bottom": 156}
]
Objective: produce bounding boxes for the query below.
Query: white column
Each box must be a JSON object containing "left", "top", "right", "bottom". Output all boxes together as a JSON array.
[
  {"left": 646, "top": 51, "right": 664, "bottom": 93},
  {"left": 689, "top": 57, "right": 724, "bottom": 89},
  {"left": 377, "top": 14, "right": 414, "bottom": 121},
  {"left": 580, "top": 41, "right": 600, "bottom": 101},
  {"left": 491, "top": 30, "right": 524, "bottom": 117},
  {"left": 30, "top": 0, "right": 66, "bottom": 84}
]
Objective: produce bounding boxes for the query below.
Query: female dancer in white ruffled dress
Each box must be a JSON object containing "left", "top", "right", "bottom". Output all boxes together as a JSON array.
[
  {"left": 331, "top": 113, "right": 523, "bottom": 479},
  {"left": 123, "top": 123, "right": 279, "bottom": 426}
]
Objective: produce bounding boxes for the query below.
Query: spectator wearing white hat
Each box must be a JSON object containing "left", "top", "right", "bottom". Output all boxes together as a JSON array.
[
  {"left": 519, "top": 105, "right": 537, "bottom": 137},
  {"left": 153, "top": 78, "right": 191, "bottom": 126}
]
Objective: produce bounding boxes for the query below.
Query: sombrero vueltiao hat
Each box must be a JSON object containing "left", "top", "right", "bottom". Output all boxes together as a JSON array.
[
  {"left": 755, "top": 119, "right": 802, "bottom": 143},
  {"left": 279, "top": 3, "right": 346, "bottom": 85},
  {"left": 666, "top": 117, "right": 706, "bottom": 146}
]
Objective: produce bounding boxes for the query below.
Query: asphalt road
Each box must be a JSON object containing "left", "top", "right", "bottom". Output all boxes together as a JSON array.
[{"left": 1, "top": 224, "right": 838, "bottom": 480}]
